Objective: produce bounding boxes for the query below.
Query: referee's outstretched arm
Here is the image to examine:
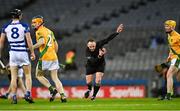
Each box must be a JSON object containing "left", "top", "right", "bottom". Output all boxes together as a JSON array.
[{"left": 98, "top": 24, "right": 123, "bottom": 47}]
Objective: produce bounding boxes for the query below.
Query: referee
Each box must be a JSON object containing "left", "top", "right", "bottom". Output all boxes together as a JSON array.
[{"left": 84, "top": 24, "right": 123, "bottom": 100}]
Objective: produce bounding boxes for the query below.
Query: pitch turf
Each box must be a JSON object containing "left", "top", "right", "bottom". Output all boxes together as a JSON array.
[{"left": 0, "top": 98, "right": 180, "bottom": 111}]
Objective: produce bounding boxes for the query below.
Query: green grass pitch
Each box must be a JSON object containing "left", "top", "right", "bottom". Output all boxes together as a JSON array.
[{"left": 0, "top": 98, "right": 180, "bottom": 111}]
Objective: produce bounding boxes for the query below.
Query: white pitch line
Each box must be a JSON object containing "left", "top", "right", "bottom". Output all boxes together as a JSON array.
[
  {"left": 17, "top": 103, "right": 179, "bottom": 108},
  {"left": 0, "top": 103, "right": 179, "bottom": 110},
  {"left": 0, "top": 109, "right": 179, "bottom": 111}
]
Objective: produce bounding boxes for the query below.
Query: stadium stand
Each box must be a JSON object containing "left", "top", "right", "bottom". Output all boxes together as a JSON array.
[{"left": 0, "top": 0, "right": 180, "bottom": 97}]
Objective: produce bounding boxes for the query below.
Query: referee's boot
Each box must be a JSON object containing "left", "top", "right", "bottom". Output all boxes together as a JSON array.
[
  {"left": 50, "top": 89, "right": 58, "bottom": 102},
  {"left": 84, "top": 90, "right": 91, "bottom": 98},
  {"left": 90, "top": 96, "right": 96, "bottom": 101}
]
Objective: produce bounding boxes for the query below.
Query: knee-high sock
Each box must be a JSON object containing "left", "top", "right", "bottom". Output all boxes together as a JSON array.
[
  {"left": 162, "top": 80, "right": 167, "bottom": 97},
  {"left": 93, "top": 83, "right": 100, "bottom": 97},
  {"left": 87, "top": 82, "right": 92, "bottom": 91},
  {"left": 48, "top": 86, "right": 55, "bottom": 93}
]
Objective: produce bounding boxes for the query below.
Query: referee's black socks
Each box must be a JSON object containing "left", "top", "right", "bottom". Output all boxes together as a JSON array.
[
  {"left": 93, "top": 83, "right": 101, "bottom": 97},
  {"left": 87, "top": 82, "right": 92, "bottom": 91}
]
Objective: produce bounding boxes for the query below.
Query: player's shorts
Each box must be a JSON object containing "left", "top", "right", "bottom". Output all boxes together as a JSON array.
[
  {"left": 18, "top": 68, "right": 23, "bottom": 78},
  {"left": 170, "top": 58, "right": 180, "bottom": 68},
  {"left": 9, "top": 51, "right": 30, "bottom": 67},
  {"left": 36, "top": 60, "right": 59, "bottom": 71},
  {"left": 36, "top": 60, "right": 59, "bottom": 76},
  {"left": 86, "top": 64, "right": 105, "bottom": 75}
]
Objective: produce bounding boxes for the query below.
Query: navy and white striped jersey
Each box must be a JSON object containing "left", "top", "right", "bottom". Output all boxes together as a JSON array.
[{"left": 1, "top": 20, "right": 30, "bottom": 52}]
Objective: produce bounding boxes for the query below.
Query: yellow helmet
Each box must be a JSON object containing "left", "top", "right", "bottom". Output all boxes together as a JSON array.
[
  {"left": 31, "top": 15, "right": 44, "bottom": 29},
  {"left": 32, "top": 15, "right": 43, "bottom": 24},
  {"left": 165, "top": 20, "right": 176, "bottom": 28}
]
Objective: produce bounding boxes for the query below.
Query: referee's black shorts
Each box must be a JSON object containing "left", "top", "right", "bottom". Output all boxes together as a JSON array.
[{"left": 86, "top": 64, "right": 105, "bottom": 75}]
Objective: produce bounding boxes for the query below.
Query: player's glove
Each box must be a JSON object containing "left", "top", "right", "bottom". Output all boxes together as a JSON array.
[
  {"left": 154, "top": 63, "right": 169, "bottom": 73},
  {"left": 154, "top": 64, "right": 163, "bottom": 73},
  {"left": 59, "top": 63, "right": 65, "bottom": 69}
]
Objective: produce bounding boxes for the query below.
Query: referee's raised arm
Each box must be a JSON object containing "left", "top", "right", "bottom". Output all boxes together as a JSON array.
[{"left": 98, "top": 24, "right": 124, "bottom": 47}]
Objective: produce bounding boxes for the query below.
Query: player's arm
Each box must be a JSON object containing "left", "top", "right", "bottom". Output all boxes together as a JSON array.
[
  {"left": 25, "top": 32, "right": 35, "bottom": 60},
  {"left": 24, "top": 23, "right": 35, "bottom": 60},
  {"left": 98, "top": 24, "right": 123, "bottom": 47},
  {"left": 33, "top": 37, "right": 44, "bottom": 49},
  {"left": 52, "top": 32, "right": 58, "bottom": 53},
  {"left": 167, "top": 53, "right": 172, "bottom": 62},
  {"left": 0, "top": 33, "right": 6, "bottom": 58},
  {"left": 54, "top": 40, "right": 58, "bottom": 53},
  {"left": 25, "top": 32, "right": 34, "bottom": 53}
]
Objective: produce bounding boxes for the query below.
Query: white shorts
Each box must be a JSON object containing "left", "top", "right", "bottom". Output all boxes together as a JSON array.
[
  {"left": 9, "top": 51, "right": 30, "bottom": 67},
  {"left": 170, "top": 58, "right": 180, "bottom": 68},
  {"left": 18, "top": 68, "right": 23, "bottom": 78},
  {"left": 37, "top": 60, "right": 59, "bottom": 71}
]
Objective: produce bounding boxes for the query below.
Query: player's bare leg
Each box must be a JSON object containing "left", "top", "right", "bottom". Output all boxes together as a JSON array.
[
  {"left": 0, "top": 85, "right": 11, "bottom": 99},
  {"left": 10, "top": 66, "right": 18, "bottom": 104},
  {"left": 36, "top": 75, "right": 52, "bottom": 87},
  {"left": 23, "top": 65, "right": 32, "bottom": 92},
  {"left": 84, "top": 75, "right": 93, "bottom": 98},
  {"left": 1, "top": 77, "right": 26, "bottom": 100},
  {"left": 17, "top": 77, "right": 26, "bottom": 95},
  {"left": 1, "top": 75, "right": 26, "bottom": 100},
  {"left": 91, "top": 72, "right": 103, "bottom": 100},
  {"left": 50, "top": 70, "right": 66, "bottom": 102},
  {"left": 176, "top": 70, "right": 180, "bottom": 82},
  {"left": 36, "top": 68, "right": 58, "bottom": 102},
  {"left": 36, "top": 69, "right": 52, "bottom": 88},
  {"left": 166, "top": 65, "right": 178, "bottom": 100},
  {"left": 23, "top": 65, "right": 34, "bottom": 103}
]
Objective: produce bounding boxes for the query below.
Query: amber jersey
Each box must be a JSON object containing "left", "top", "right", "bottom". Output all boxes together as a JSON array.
[
  {"left": 35, "top": 26, "right": 57, "bottom": 61},
  {"left": 168, "top": 30, "right": 180, "bottom": 60}
]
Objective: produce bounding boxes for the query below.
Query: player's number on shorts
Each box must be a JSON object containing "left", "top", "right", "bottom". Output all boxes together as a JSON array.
[
  {"left": 47, "top": 34, "right": 52, "bottom": 46},
  {"left": 11, "top": 27, "right": 19, "bottom": 39}
]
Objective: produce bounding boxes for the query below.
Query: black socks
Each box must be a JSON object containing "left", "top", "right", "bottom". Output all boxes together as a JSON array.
[{"left": 93, "top": 83, "right": 101, "bottom": 97}]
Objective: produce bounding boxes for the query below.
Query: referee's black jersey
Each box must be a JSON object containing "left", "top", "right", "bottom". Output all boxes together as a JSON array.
[{"left": 85, "top": 32, "right": 119, "bottom": 67}]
